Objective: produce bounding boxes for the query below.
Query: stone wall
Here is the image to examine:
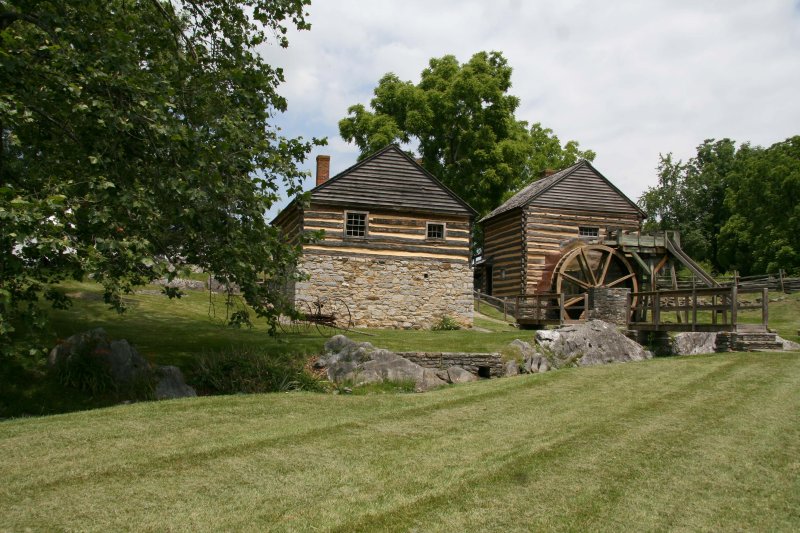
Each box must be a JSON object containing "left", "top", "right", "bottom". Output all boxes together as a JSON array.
[
  {"left": 398, "top": 352, "right": 504, "bottom": 377},
  {"left": 588, "top": 288, "right": 630, "bottom": 326},
  {"left": 294, "top": 253, "right": 473, "bottom": 329}
]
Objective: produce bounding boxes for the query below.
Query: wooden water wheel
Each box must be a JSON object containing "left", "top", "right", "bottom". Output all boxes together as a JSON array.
[{"left": 552, "top": 244, "right": 638, "bottom": 319}]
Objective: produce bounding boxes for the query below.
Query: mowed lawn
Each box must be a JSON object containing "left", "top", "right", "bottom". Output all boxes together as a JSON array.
[{"left": 2, "top": 351, "right": 799, "bottom": 531}]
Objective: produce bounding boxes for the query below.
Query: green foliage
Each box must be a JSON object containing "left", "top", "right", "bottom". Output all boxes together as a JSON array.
[
  {"left": 192, "top": 347, "right": 321, "bottom": 395},
  {"left": 0, "top": 0, "right": 323, "bottom": 356},
  {"left": 431, "top": 315, "right": 461, "bottom": 331},
  {"left": 339, "top": 51, "right": 594, "bottom": 219},
  {"left": 639, "top": 136, "right": 800, "bottom": 275}
]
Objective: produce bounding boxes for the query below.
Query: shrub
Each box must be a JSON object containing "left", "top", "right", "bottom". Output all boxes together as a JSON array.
[
  {"left": 53, "top": 341, "right": 117, "bottom": 396},
  {"left": 431, "top": 315, "right": 461, "bottom": 331},
  {"left": 193, "top": 347, "right": 321, "bottom": 395}
]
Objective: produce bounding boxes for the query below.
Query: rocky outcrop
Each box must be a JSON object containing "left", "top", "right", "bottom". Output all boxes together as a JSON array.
[
  {"left": 49, "top": 329, "right": 196, "bottom": 400},
  {"left": 318, "top": 336, "right": 446, "bottom": 391},
  {"left": 776, "top": 335, "right": 800, "bottom": 351},
  {"left": 672, "top": 332, "right": 719, "bottom": 355},
  {"left": 534, "top": 320, "right": 652, "bottom": 367}
]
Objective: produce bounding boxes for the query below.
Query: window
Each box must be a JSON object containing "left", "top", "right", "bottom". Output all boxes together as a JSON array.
[
  {"left": 345, "top": 212, "right": 367, "bottom": 237},
  {"left": 579, "top": 226, "right": 599, "bottom": 237},
  {"left": 426, "top": 222, "right": 445, "bottom": 240}
]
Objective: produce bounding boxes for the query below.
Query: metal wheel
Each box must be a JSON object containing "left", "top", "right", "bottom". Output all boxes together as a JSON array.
[
  {"left": 278, "top": 300, "right": 313, "bottom": 335},
  {"left": 553, "top": 244, "right": 638, "bottom": 319},
  {"left": 314, "top": 297, "right": 353, "bottom": 337}
]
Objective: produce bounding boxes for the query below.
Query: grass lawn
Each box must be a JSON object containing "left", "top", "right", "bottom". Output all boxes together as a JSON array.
[{"left": 1, "top": 351, "right": 799, "bottom": 531}]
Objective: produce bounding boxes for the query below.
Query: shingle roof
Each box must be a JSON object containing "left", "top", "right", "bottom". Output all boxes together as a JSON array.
[{"left": 480, "top": 161, "right": 585, "bottom": 222}]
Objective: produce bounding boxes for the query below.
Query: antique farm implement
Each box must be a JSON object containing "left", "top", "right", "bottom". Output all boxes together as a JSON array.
[{"left": 279, "top": 297, "right": 353, "bottom": 336}]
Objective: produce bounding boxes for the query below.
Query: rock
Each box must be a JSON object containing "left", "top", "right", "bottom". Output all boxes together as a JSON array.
[
  {"left": 49, "top": 328, "right": 150, "bottom": 384},
  {"left": 446, "top": 366, "right": 478, "bottom": 383},
  {"left": 775, "top": 335, "right": 800, "bottom": 351},
  {"left": 504, "top": 359, "right": 520, "bottom": 376},
  {"left": 155, "top": 366, "right": 197, "bottom": 399},
  {"left": 435, "top": 369, "right": 451, "bottom": 382},
  {"left": 508, "top": 339, "right": 550, "bottom": 374},
  {"left": 319, "top": 335, "right": 446, "bottom": 391},
  {"left": 534, "top": 320, "right": 651, "bottom": 367},
  {"left": 672, "top": 332, "right": 719, "bottom": 355}
]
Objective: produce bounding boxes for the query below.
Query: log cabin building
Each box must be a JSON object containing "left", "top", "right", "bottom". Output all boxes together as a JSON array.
[
  {"left": 273, "top": 144, "right": 477, "bottom": 329},
  {"left": 476, "top": 160, "right": 646, "bottom": 298}
]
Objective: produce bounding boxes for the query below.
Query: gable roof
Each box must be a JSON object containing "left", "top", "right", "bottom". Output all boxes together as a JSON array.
[
  {"left": 481, "top": 160, "right": 645, "bottom": 223},
  {"left": 309, "top": 144, "right": 477, "bottom": 217}
]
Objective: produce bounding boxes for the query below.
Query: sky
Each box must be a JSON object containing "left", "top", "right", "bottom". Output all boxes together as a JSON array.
[{"left": 261, "top": 0, "right": 800, "bottom": 219}]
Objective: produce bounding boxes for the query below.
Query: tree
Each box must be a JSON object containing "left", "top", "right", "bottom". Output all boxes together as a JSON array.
[
  {"left": 0, "top": 0, "right": 322, "bottom": 352},
  {"left": 718, "top": 136, "right": 800, "bottom": 275},
  {"left": 638, "top": 139, "right": 737, "bottom": 271},
  {"left": 339, "top": 51, "right": 594, "bottom": 217},
  {"left": 639, "top": 136, "right": 800, "bottom": 276}
]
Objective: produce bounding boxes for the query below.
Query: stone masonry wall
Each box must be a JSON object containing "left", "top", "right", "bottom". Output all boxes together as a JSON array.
[
  {"left": 588, "top": 288, "right": 630, "bottom": 326},
  {"left": 398, "top": 352, "right": 504, "bottom": 377},
  {"left": 295, "top": 254, "right": 473, "bottom": 329}
]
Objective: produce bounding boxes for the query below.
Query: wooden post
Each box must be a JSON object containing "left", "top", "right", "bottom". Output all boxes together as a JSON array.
[
  {"left": 653, "top": 291, "right": 660, "bottom": 330},
  {"left": 779, "top": 269, "right": 786, "bottom": 293},
  {"left": 691, "top": 287, "right": 698, "bottom": 332},
  {"left": 730, "top": 285, "right": 738, "bottom": 327},
  {"left": 734, "top": 270, "right": 740, "bottom": 288},
  {"left": 711, "top": 294, "right": 717, "bottom": 325},
  {"left": 762, "top": 287, "right": 769, "bottom": 328},
  {"left": 625, "top": 291, "right": 632, "bottom": 324},
  {"left": 476, "top": 292, "right": 481, "bottom": 313},
  {"left": 583, "top": 293, "right": 589, "bottom": 321},
  {"left": 559, "top": 293, "right": 565, "bottom": 324},
  {"left": 503, "top": 297, "right": 508, "bottom": 321}
]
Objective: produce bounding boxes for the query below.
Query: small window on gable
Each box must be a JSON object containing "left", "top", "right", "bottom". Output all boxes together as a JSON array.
[
  {"left": 345, "top": 212, "right": 367, "bottom": 237},
  {"left": 427, "top": 222, "right": 445, "bottom": 240},
  {"left": 579, "top": 226, "right": 599, "bottom": 238}
]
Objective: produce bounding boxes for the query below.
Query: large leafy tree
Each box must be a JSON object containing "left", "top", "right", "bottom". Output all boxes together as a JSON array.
[
  {"left": 339, "top": 51, "right": 594, "bottom": 217},
  {"left": 639, "top": 139, "right": 737, "bottom": 271},
  {"left": 0, "top": 0, "right": 321, "bottom": 349},
  {"left": 639, "top": 136, "right": 800, "bottom": 275}
]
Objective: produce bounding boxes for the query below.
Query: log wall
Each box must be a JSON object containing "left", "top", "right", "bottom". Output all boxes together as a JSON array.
[
  {"left": 523, "top": 206, "right": 641, "bottom": 294},
  {"left": 482, "top": 208, "right": 524, "bottom": 297}
]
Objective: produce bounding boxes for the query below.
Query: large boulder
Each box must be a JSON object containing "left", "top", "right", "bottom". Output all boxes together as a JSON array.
[
  {"left": 509, "top": 339, "right": 550, "bottom": 374},
  {"left": 155, "top": 366, "right": 197, "bottom": 400},
  {"left": 504, "top": 359, "right": 520, "bottom": 376},
  {"left": 776, "top": 335, "right": 800, "bottom": 351},
  {"left": 446, "top": 366, "right": 478, "bottom": 384},
  {"left": 49, "top": 328, "right": 150, "bottom": 384},
  {"left": 672, "top": 332, "right": 719, "bottom": 355},
  {"left": 535, "top": 320, "right": 651, "bottom": 367},
  {"left": 319, "top": 336, "right": 446, "bottom": 391}
]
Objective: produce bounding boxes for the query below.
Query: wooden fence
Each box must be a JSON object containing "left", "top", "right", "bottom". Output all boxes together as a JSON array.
[{"left": 661, "top": 269, "right": 799, "bottom": 293}]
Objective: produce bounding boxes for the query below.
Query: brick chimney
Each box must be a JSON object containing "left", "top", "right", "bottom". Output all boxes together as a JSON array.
[{"left": 316, "top": 155, "right": 330, "bottom": 187}]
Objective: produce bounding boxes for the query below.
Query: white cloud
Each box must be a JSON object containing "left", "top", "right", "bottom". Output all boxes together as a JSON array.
[{"left": 262, "top": 0, "right": 800, "bottom": 218}]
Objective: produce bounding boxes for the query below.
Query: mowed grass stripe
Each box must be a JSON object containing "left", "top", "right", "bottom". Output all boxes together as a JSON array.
[{"left": 1, "top": 353, "right": 799, "bottom": 532}]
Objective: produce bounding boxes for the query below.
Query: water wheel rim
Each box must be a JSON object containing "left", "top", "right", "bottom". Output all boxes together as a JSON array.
[{"left": 554, "top": 244, "right": 639, "bottom": 310}]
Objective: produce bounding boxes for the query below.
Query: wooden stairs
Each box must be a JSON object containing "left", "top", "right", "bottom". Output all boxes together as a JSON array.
[{"left": 717, "top": 325, "right": 784, "bottom": 351}]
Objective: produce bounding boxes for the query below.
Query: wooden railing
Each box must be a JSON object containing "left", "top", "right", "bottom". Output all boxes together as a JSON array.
[
  {"left": 629, "top": 286, "right": 769, "bottom": 331},
  {"left": 512, "top": 293, "right": 589, "bottom": 325}
]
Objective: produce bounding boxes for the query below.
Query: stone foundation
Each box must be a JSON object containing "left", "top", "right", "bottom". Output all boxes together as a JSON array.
[
  {"left": 398, "top": 352, "right": 504, "bottom": 377},
  {"left": 588, "top": 288, "right": 630, "bottom": 326},
  {"left": 294, "top": 253, "right": 473, "bottom": 329}
]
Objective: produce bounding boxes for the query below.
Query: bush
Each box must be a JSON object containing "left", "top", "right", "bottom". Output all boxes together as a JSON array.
[
  {"left": 193, "top": 347, "right": 321, "bottom": 395},
  {"left": 431, "top": 315, "right": 461, "bottom": 331}
]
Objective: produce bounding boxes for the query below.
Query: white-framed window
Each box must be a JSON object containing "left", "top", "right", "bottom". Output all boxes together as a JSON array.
[
  {"left": 426, "top": 222, "right": 446, "bottom": 240},
  {"left": 344, "top": 211, "right": 368, "bottom": 237},
  {"left": 579, "top": 226, "right": 599, "bottom": 237}
]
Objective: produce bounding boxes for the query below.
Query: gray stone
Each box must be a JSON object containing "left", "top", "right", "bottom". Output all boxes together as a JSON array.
[
  {"left": 155, "top": 366, "right": 197, "bottom": 399},
  {"left": 534, "top": 320, "right": 651, "bottom": 367},
  {"left": 504, "top": 359, "right": 520, "bottom": 376},
  {"left": 447, "top": 366, "right": 478, "bottom": 383},
  {"left": 49, "top": 328, "right": 150, "bottom": 384},
  {"left": 776, "top": 335, "right": 800, "bottom": 351},
  {"left": 672, "top": 332, "right": 719, "bottom": 355}
]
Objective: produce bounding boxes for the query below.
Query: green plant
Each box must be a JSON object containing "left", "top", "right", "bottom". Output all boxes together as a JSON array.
[
  {"left": 431, "top": 315, "right": 461, "bottom": 331},
  {"left": 192, "top": 347, "right": 321, "bottom": 395},
  {"left": 53, "top": 341, "right": 117, "bottom": 396}
]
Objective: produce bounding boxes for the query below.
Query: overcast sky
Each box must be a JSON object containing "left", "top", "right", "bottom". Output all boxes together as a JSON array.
[{"left": 262, "top": 0, "right": 800, "bottom": 219}]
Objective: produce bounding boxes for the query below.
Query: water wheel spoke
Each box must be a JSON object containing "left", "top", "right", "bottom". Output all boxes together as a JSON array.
[
  {"left": 579, "top": 248, "right": 598, "bottom": 286},
  {"left": 563, "top": 295, "right": 585, "bottom": 308},
  {"left": 561, "top": 272, "right": 592, "bottom": 290},
  {"left": 606, "top": 272, "right": 635, "bottom": 288},
  {"left": 598, "top": 251, "right": 614, "bottom": 285}
]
